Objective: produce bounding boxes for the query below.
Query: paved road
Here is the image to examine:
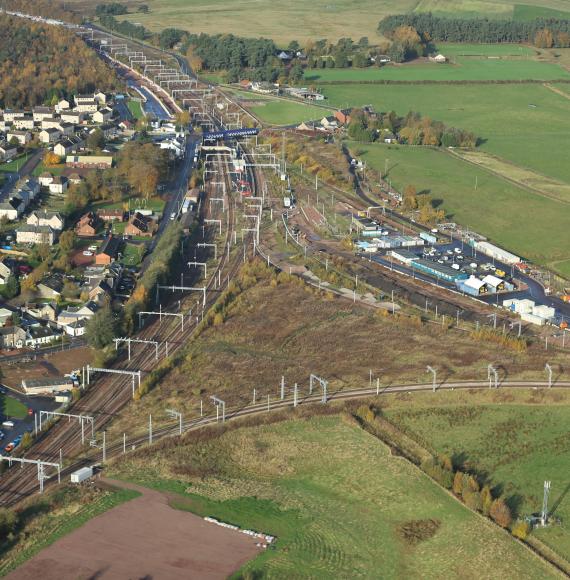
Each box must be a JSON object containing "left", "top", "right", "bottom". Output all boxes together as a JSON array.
[{"left": 0, "top": 389, "right": 59, "bottom": 456}]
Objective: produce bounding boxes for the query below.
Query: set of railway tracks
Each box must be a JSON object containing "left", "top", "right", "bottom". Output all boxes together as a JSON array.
[{"left": 0, "top": 152, "right": 243, "bottom": 506}]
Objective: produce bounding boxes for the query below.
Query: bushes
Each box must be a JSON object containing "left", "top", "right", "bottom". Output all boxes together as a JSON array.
[
  {"left": 490, "top": 498, "right": 513, "bottom": 529},
  {"left": 470, "top": 327, "right": 527, "bottom": 353}
]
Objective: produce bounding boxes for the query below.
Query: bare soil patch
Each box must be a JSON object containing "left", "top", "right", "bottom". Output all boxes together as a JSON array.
[{"left": 8, "top": 478, "right": 261, "bottom": 580}]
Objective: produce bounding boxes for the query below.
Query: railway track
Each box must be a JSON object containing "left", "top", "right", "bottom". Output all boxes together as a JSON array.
[{"left": 0, "top": 152, "right": 244, "bottom": 506}]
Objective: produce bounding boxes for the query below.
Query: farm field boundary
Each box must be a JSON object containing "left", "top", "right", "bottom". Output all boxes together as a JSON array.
[{"left": 447, "top": 148, "right": 570, "bottom": 204}]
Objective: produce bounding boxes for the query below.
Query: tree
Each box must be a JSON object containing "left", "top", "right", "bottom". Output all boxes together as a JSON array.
[
  {"left": 287, "top": 40, "right": 300, "bottom": 53},
  {"left": 137, "top": 4, "right": 150, "bottom": 13},
  {"left": 2, "top": 275, "right": 19, "bottom": 299},
  {"left": 352, "top": 52, "right": 369, "bottom": 68},
  {"left": 289, "top": 64, "right": 304, "bottom": 84},
  {"left": 452, "top": 471, "right": 464, "bottom": 496},
  {"left": 44, "top": 151, "right": 62, "bottom": 167},
  {"left": 59, "top": 230, "right": 75, "bottom": 253},
  {"left": 85, "top": 306, "right": 117, "bottom": 349},
  {"left": 534, "top": 28, "right": 554, "bottom": 48},
  {"left": 480, "top": 485, "right": 494, "bottom": 516},
  {"left": 511, "top": 520, "right": 530, "bottom": 540},
  {"left": 463, "top": 489, "right": 482, "bottom": 512},
  {"left": 490, "top": 498, "right": 512, "bottom": 529},
  {"left": 358, "top": 36, "right": 369, "bottom": 47},
  {"left": 87, "top": 128, "right": 105, "bottom": 151},
  {"left": 0, "top": 507, "right": 17, "bottom": 541}
]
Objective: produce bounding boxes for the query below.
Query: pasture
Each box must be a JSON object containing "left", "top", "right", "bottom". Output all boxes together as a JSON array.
[
  {"left": 69, "top": 0, "right": 570, "bottom": 43},
  {"left": 383, "top": 389, "right": 570, "bottom": 561},
  {"left": 110, "top": 414, "right": 560, "bottom": 579},
  {"left": 248, "top": 99, "right": 329, "bottom": 125},
  {"left": 323, "top": 83, "right": 570, "bottom": 186},
  {"left": 306, "top": 58, "right": 568, "bottom": 83},
  {"left": 351, "top": 141, "right": 570, "bottom": 270}
]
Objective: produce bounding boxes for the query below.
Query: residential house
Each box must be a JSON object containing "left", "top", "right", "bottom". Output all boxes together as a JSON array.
[
  {"left": 0, "top": 143, "right": 18, "bottom": 162},
  {"left": 2, "top": 110, "right": 26, "bottom": 122},
  {"left": 16, "top": 224, "right": 57, "bottom": 246},
  {"left": 60, "top": 111, "right": 84, "bottom": 124},
  {"left": 92, "top": 107, "right": 113, "bottom": 124},
  {"left": 54, "top": 138, "right": 79, "bottom": 158},
  {"left": 23, "top": 302, "right": 58, "bottom": 322},
  {"left": 38, "top": 172, "right": 55, "bottom": 187},
  {"left": 25, "top": 324, "right": 61, "bottom": 347},
  {"left": 41, "top": 118, "right": 63, "bottom": 130},
  {"left": 6, "top": 130, "right": 31, "bottom": 145},
  {"left": 37, "top": 275, "right": 64, "bottom": 299},
  {"left": 39, "top": 128, "right": 62, "bottom": 144},
  {"left": 32, "top": 106, "right": 54, "bottom": 122},
  {"left": 48, "top": 176, "right": 68, "bottom": 194},
  {"left": 27, "top": 210, "right": 64, "bottom": 231},
  {"left": 74, "top": 93, "right": 96, "bottom": 106},
  {"left": 0, "top": 197, "right": 23, "bottom": 221},
  {"left": 75, "top": 212, "right": 98, "bottom": 237},
  {"left": 17, "top": 177, "right": 40, "bottom": 202},
  {"left": 63, "top": 318, "right": 88, "bottom": 337},
  {"left": 320, "top": 116, "right": 339, "bottom": 131},
  {"left": 0, "top": 261, "right": 11, "bottom": 284},
  {"left": 124, "top": 212, "right": 156, "bottom": 237},
  {"left": 277, "top": 51, "right": 292, "bottom": 61},
  {"left": 0, "top": 326, "right": 26, "bottom": 349},
  {"left": 88, "top": 280, "right": 113, "bottom": 304},
  {"left": 0, "top": 119, "right": 13, "bottom": 132},
  {"left": 98, "top": 208, "right": 124, "bottom": 222},
  {"left": 66, "top": 155, "right": 113, "bottom": 169},
  {"left": 94, "top": 91, "right": 107, "bottom": 105},
  {"left": 57, "top": 122, "right": 75, "bottom": 137},
  {"left": 96, "top": 235, "right": 122, "bottom": 265},
  {"left": 55, "top": 99, "right": 70, "bottom": 112},
  {"left": 98, "top": 123, "right": 116, "bottom": 139},
  {"left": 0, "top": 307, "right": 13, "bottom": 325},
  {"left": 75, "top": 100, "right": 98, "bottom": 113},
  {"left": 12, "top": 116, "right": 34, "bottom": 130},
  {"left": 334, "top": 109, "right": 352, "bottom": 126},
  {"left": 68, "top": 173, "right": 82, "bottom": 185},
  {"left": 57, "top": 301, "right": 98, "bottom": 326}
]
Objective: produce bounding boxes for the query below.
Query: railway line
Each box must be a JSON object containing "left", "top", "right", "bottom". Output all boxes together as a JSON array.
[{"left": 0, "top": 151, "right": 244, "bottom": 506}]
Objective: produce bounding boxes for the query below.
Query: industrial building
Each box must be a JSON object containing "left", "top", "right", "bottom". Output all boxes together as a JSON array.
[
  {"left": 457, "top": 276, "right": 488, "bottom": 296},
  {"left": 410, "top": 259, "right": 469, "bottom": 283},
  {"left": 389, "top": 249, "right": 420, "bottom": 265},
  {"left": 503, "top": 298, "right": 555, "bottom": 326},
  {"left": 473, "top": 241, "right": 520, "bottom": 265},
  {"left": 22, "top": 377, "right": 75, "bottom": 395}
]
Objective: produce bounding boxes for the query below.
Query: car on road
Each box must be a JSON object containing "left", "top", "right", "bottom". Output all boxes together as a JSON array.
[
  {"left": 4, "top": 442, "right": 14, "bottom": 453},
  {"left": 1, "top": 421, "right": 14, "bottom": 429},
  {"left": 170, "top": 212, "right": 176, "bottom": 220},
  {"left": 82, "top": 251, "right": 93, "bottom": 256},
  {"left": 27, "top": 408, "right": 33, "bottom": 416}
]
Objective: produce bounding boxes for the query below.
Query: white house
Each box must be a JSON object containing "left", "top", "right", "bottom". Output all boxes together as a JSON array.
[
  {"left": 16, "top": 224, "right": 57, "bottom": 246},
  {"left": 75, "top": 101, "right": 98, "bottom": 113},
  {"left": 7, "top": 130, "right": 31, "bottom": 145},
  {"left": 0, "top": 262, "right": 11, "bottom": 284},
  {"left": 38, "top": 172, "right": 54, "bottom": 187},
  {"left": 55, "top": 99, "right": 70, "bottom": 112},
  {"left": 57, "top": 121, "right": 75, "bottom": 137},
  {"left": 27, "top": 210, "right": 64, "bottom": 231},
  {"left": 0, "top": 144, "right": 18, "bottom": 162},
  {"left": 60, "top": 111, "right": 84, "bottom": 124},
  {"left": 39, "top": 128, "right": 62, "bottom": 144},
  {"left": 92, "top": 107, "right": 113, "bottom": 124},
  {"left": 12, "top": 116, "right": 35, "bottom": 130},
  {"left": 32, "top": 106, "right": 54, "bottom": 122},
  {"left": 48, "top": 176, "right": 68, "bottom": 194}
]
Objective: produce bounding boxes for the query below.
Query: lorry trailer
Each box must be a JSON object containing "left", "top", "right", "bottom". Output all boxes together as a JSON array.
[{"left": 70, "top": 466, "right": 94, "bottom": 484}]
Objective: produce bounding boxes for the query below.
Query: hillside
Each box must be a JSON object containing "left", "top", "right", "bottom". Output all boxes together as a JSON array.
[{"left": 0, "top": 14, "right": 117, "bottom": 108}]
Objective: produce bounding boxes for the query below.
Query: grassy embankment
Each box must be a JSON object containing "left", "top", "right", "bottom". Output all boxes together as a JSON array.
[{"left": 108, "top": 413, "right": 561, "bottom": 578}]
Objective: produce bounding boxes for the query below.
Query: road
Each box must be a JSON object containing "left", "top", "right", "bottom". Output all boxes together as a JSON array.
[{"left": 0, "top": 149, "right": 43, "bottom": 198}]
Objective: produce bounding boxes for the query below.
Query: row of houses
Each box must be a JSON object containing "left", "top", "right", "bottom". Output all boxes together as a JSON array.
[{"left": 0, "top": 177, "right": 40, "bottom": 221}]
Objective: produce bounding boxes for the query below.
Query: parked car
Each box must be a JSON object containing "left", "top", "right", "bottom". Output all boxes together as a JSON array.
[
  {"left": 1, "top": 421, "right": 14, "bottom": 429},
  {"left": 82, "top": 251, "right": 93, "bottom": 256},
  {"left": 4, "top": 442, "right": 14, "bottom": 453}
]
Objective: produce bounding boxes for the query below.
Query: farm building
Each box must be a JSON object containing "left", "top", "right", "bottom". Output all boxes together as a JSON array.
[{"left": 410, "top": 259, "right": 469, "bottom": 283}]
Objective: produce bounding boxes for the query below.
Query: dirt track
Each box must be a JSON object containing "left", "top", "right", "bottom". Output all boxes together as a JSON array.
[{"left": 8, "top": 479, "right": 261, "bottom": 580}]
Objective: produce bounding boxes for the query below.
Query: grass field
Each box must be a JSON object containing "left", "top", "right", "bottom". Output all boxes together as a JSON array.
[
  {"left": 0, "top": 154, "right": 31, "bottom": 174},
  {"left": 249, "top": 99, "right": 329, "bottom": 125},
  {"left": 1, "top": 393, "right": 28, "bottom": 419},
  {"left": 350, "top": 141, "right": 570, "bottom": 269},
  {"left": 307, "top": 59, "right": 568, "bottom": 83},
  {"left": 382, "top": 389, "right": 570, "bottom": 560},
  {"left": 69, "top": 0, "right": 570, "bottom": 42},
  {"left": 323, "top": 83, "right": 570, "bottom": 187},
  {"left": 110, "top": 414, "right": 559, "bottom": 578},
  {"left": 0, "top": 485, "right": 140, "bottom": 576},
  {"left": 120, "top": 242, "right": 145, "bottom": 266},
  {"left": 127, "top": 99, "right": 144, "bottom": 120}
]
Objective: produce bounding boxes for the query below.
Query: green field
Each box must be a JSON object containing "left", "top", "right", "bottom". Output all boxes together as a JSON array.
[
  {"left": 0, "top": 154, "right": 31, "bottom": 174},
  {"left": 1, "top": 393, "right": 27, "bottom": 419},
  {"left": 324, "top": 83, "right": 570, "bottom": 186},
  {"left": 307, "top": 58, "right": 568, "bottom": 83},
  {"left": 110, "top": 415, "right": 558, "bottom": 578},
  {"left": 69, "top": 0, "right": 570, "bottom": 42},
  {"left": 127, "top": 99, "right": 144, "bottom": 120},
  {"left": 383, "top": 391, "right": 570, "bottom": 560},
  {"left": 120, "top": 242, "right": 145, "bottom": 266},
  {"left": 249, "top": 99, "right": 329, "bottom": 125},
  {"left": 350, "top": 141, "right": 569, "bottom": 269}
]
